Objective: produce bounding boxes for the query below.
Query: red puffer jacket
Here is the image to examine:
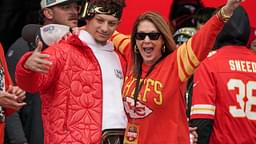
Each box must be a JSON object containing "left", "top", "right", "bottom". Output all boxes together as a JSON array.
[{"left": 15, "top": 35, "right": 126, "bottom": 144}]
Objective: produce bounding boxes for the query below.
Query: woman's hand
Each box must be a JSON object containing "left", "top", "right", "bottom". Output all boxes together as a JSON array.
[
  {"left": 223, "top": 0, "right": 244, "bottom": 16},
  {"left": 7, "top": 85, "right": 26, "bottom": 103},
  {"left": 0, "top": 90, "right": 26, "bottom": 110}
]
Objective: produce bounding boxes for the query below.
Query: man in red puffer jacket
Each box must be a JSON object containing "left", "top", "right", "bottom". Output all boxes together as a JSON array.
[{"left": 15, "top": 0, "right": 127, "bottom": 143}]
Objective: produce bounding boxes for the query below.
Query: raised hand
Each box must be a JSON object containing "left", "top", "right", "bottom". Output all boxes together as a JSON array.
[
  {"left": 223, "top": 0, "right": 245, "bottom": 16},
  {"left": 72, "top": 25, "right": 86, "bottom": 36},
  {"left": 62, "top": 26, "right": 86, "bottom": 40},
  {"left": 24, "top": 40, "right": 52, "bottom": 73}
]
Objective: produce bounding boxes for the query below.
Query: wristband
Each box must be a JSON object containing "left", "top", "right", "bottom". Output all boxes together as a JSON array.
[{"left": 217, "top": 7, "right": 231, "bottom": 23}]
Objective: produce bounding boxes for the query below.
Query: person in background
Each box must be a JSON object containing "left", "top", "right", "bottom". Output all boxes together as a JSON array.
[
  {"left": 0, "top": 0, "right": 41, "bottom": 53},
  {"left": 15, "top": 0, "right": 127, "bottom": 143},
  {"left": 169, "top": 0, "right": 202, "bottom": 31},
  {"left": 189, "top": 6, "right": 256, "bottom": 144},
  {"left": 0, "top": 42, "right": 26, "bottom": 144},
  {"left": 5, "top": 0, "right": 80, "bottom": 144},
  {"left": 111, "top": 0, "right": 242, "bottom": 143},
  {"left": 173, "top": 27, "right": 197, "bottom": 47},
  {"left": 193, "top": 7, "right": 217, "bottom": 30}
]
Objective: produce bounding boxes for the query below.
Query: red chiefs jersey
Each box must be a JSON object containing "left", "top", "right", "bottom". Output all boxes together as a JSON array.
[
  {"left": 112, "top": 15, "right": 224, "bottom": 144},
  {"left": 190, "top": 46, "right": 256, "bottom": 143}
]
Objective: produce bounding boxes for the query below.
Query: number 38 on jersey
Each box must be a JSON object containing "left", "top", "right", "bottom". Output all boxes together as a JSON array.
[{"left": 228, "top": 79, "right": 256, "bottom": 120}]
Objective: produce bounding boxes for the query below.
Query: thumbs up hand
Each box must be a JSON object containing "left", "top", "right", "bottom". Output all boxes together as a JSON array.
[{"left": 24, "top": 40, "right": 52, "bottom": 73}]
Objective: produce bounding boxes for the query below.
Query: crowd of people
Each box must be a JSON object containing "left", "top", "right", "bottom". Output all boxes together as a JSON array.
[{"left": 0, "top": 0, "right": 255, "bottom": 144}]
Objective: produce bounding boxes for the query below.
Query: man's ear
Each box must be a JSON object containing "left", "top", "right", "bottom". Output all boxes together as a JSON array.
[{"left": 43, "top": 8, "right": 54, "bottom": 19}]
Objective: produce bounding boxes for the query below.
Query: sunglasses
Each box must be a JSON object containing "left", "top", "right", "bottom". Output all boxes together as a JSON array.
[{"left": 135, "top": 32, "right": 161, "bottom": 40}]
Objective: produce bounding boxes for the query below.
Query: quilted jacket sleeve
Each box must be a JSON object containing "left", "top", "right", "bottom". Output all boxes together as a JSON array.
[{"left": 15, "top": 44, "right": 64, "bottom": 93}]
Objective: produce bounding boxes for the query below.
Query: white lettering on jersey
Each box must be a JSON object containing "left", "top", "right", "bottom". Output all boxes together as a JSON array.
[{"left": 229, "top": 60, "right": 256, "bottom": 73}]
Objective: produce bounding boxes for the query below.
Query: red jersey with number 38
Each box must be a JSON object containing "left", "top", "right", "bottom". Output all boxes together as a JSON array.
[{"left": 190, "top": 46, "right": 256, "bottom": 143}]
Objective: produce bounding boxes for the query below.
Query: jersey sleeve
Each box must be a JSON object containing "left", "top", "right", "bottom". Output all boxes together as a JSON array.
[
  {"left": 15, "top": 44, "right": 63, "bottom": 93},
  {"left": 190, "top": 60, "right": 216, "bottom": 120},
  {"left": 111, "top": 31, "right": 132, "bottom": 62},
  {"left": 175, "top": 15, "right": 224, "bottom": 82}
]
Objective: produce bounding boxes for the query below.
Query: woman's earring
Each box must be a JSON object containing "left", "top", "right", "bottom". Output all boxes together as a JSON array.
[
  {"left": 134, "top": 45, "right": 139, "bottom": 53},
  {"left": 162, "top": 45, "right": 166, "bottom": 53}
]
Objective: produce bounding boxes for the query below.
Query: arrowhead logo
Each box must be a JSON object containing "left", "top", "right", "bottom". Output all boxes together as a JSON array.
[{"left": 123, "top": 97, "right": 153, "bottom": 119}]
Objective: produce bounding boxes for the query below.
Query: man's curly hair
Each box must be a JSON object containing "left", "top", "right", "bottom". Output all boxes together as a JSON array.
[{"left": 89, "top": 0, "right": 126, "bottom": 19}]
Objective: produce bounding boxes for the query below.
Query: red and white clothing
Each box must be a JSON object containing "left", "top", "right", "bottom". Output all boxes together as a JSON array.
[
  {"left": 0, "top": 43, "right": 15, "bottom": 144},
  {"left": 79, "top": 31, "right": 127, "bottom": 131},
  {"left": 112, "top": 15, "right": 224, "bottom": 144},
  {"left": 15, "top": 32, "right": 127, "bottom": 144},
  {"left": 190, "top": 46, "right": 256, "bottom": 144}
]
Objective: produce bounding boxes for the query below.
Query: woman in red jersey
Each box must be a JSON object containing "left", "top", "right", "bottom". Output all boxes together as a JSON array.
[{"left": 111, "top": 0, "right": 244, "bottom": 143}]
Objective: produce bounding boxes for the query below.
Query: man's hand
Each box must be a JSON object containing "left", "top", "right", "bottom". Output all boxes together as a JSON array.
[
  {"left": 24, "top": 40, "right": 52, "bottom": 73},
  {"left": 189, "top": 127, "right": 198, "bottom": 144}
]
